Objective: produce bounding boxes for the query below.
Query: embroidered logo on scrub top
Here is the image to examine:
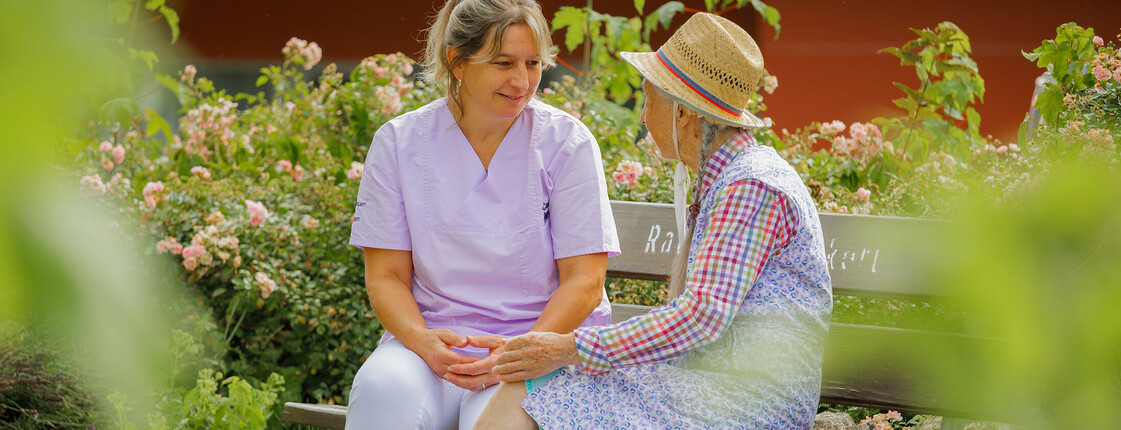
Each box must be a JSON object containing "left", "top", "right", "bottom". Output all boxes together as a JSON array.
[
  {"left": 542, "top": 201, "right": 550, "bottom": 223},
  {"left": 353, "top": 202, "right": 365, "bottom": 223}
]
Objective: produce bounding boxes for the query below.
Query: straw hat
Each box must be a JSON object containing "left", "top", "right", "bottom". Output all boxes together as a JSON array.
[{"left": 620, "top": 12, "right": 765, "bottom": 128}]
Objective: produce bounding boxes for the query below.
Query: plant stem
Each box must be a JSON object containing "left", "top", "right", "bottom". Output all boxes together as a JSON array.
[
  {"left": 582, "top": 0, "right": 593, "bottom": 117},
  {"left": 126, "top": 0, "right": 142, "bottom": 49},
  {"left": 900, "top": 77, "right": 928, "bottom": 156}
]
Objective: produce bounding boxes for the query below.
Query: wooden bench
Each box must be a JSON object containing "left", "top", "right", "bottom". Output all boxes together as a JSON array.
[{"left": 285, "top": 200, "right": 991, "bottom": 429}]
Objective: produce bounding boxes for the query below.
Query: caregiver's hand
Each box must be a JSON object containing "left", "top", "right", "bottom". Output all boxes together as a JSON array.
[
  {"left": 406, "top": 328, "right": 480, "bottom": 378},
  {"left": 493, "top": 332, "right": 580, "bottom": 382},
  {"left": 445, "top": 335, "right": 506, "bottom": 391}
]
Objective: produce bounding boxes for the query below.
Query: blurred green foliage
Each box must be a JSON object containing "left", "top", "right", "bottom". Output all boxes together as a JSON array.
[
  {"left": 17, "top": 0, "right": 1121, "bottom": 426},
  {"left": 923, "top": 158, "right": 1121, "bottom": 428}
]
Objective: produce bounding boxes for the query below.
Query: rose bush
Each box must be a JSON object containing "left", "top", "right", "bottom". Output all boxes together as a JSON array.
[
  {"left": 71, "top": 0, "right": 1120, "bottom": 421},
  {"left": 74, "top": 41, "right": 440, "bottom": 405}
]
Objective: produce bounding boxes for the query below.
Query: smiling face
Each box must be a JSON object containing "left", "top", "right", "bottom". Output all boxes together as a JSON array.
[{"left": 453, "top": 23, "right": 542, "bottom": 125}]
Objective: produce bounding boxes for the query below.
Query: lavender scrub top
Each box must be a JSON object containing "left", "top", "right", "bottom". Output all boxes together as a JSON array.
[{"left": 350, "top": 97, "right": 620, "bottom": 357}]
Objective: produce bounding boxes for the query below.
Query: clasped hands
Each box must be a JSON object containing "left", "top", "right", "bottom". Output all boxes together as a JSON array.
[{"left": 417, "top": 328, "right": 579, "bottom": 391}]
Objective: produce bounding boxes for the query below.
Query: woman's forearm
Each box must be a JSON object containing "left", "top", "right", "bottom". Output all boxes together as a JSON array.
[
  {"left": 531, "top": 253, "right": 608, "bottom": 333},
  {"left": 363, "top": 248, "right": 427, "bottom": 350}
]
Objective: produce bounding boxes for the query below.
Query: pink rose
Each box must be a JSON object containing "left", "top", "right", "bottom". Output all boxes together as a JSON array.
[
  {"left": 1094, "top": 35, "right": 1105, "bottom": 47},
  {"left": 347, "top": 161, "right": 364, "bottom": 179},
  {"left": 245, "top": 200, "right": 269, "bottom": 226},
  {"left": 403, "top": 62, "right": 414, "bottom": 76},
  {"left": 762, "top": 75, "right": 778, "bottom": 94},
  {"left": 850, "top": 123, "right": 868, "bottom": 142},
  {"left": 142, "top": 181, "right": 165, "bottom": 197},
  {"left": 856, "top": 187, "right": 871, "bottom": 201},
  {"left": 182, "top": 244, "right": 206, "bottom": 260},
  {"left": 278, "top": 160, "right": 293, "bottom": 171},
  {"left": 255, "top": 272, "right": 278, "bottom": 299},
  {"left": 1093, "top": 65, "right": 1111, "bottom": 81},
  {"left": 292, "top": 165, "right": 304, "bottom": 182},
  {"left": 543, "top": 87, "right": 553, "bottom": 94},
  {"left": 182, "top": 65, "right": 197, "bottom": 82},
  {"left": 374, "top": 66, "right": 388, "bottom": 78},
  {"left": 99, "top": 141, "right": 113, "bottom": 152},
  {"left": 111, "top": 145, "right": 126, "bottom": 164},
  {"left": 182, "top": 257, "right": 198, "bottom": 271},
  {"left": 612, "top": 171, "right": 626, "bottom": 184},
  {"left": 190, "top": 166, "right": 212, "bottom": 179},
  {"left": 102, "top": 157, "right": 114, "bottom": 171}
]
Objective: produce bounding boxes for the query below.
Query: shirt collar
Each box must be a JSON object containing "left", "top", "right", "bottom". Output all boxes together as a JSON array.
[{"left": 699, "top": 128, "right": 758, "bottom": 196}]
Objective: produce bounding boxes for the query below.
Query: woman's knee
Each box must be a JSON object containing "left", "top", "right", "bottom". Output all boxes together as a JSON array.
[
  {"left": 347, "top": 342, "right": 458, "bottom": 429},
  {"left": 350, "top": 342, "right": 435, "bottom": 402}
]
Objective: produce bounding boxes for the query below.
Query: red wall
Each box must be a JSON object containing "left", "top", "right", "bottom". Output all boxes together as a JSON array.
[
  {"left": 178, "top": 0, "right": 1121, "bottom": 143},
  {"left": 753, "top": 0, "right": 1121, "bottom": 142}
]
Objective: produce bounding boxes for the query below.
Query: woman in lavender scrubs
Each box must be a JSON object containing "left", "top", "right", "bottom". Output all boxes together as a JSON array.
[{"left": 345, "top": 0, "right": 620, "bottom": 428}]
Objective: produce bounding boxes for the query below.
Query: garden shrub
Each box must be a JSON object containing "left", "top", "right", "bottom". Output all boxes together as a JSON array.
[{"left": 67, "top": 0, "right": 1121, "bottom": 424}]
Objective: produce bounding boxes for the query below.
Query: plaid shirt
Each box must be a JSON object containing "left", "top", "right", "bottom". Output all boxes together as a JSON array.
[{"left": 574, "top": 131, "right": 798, "bottom": 373}]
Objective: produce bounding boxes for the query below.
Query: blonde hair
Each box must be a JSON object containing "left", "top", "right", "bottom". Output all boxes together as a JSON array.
[{"left": 421, "top": 0, "right": 555, "bottom": 107}]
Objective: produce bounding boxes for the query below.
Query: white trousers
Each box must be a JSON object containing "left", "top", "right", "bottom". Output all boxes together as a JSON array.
[{"left": 346, "top": 339, "right": 497, "bottom": 430}]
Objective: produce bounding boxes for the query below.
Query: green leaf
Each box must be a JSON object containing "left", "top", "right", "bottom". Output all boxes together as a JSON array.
[
  {"left": 154, "top": 73, "right": 187, "bottom": 104},
  {"left": 144, "top": 0, "right": 164, "bottom": 10},
  {"left": 144, "top": 107, "right": 173, "bottom": 141},
  {"left": 965, "top": 106, "right": 981, "bottom": 133},
  {"left": 256, "top": 75, "right": 269, "bottom": 87},
  {"left": 160, "top": 5, "right": 180, "bottom": 43},
  {"left": 645, "top": 1, "right": 683, "bottom": 36},
  {"left": 880, "top": 47, "right": 920, "bottom": 65},
  {"left": 893, "top": 82, "right": 925, "bottom": 104},
  {"left": 110, "top": 0, "right": 133, "bottom": 23},
  {"left": 99, "top": 98, "right": 139, "bottom": 127},
  {"left": 1035, "top": 86, "right": 1063, "bottom": 126},
  {"left": 751, "top": 1, "right": 782, "bottom": 38},
  {"left": 552, "top": 7, "right": 588, "bottom": 53},
  {"left": 129, "top": 48, "right": 159, "bottom": 71},
  {"left": 634, "top": 0, "right": 645, "bottom": 14}
]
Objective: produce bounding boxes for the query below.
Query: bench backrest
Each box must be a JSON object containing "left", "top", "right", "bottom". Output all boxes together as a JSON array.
[
  {"left": 606, "top": 201, "right": 994, "bottom": 421},
  {"left": 608, "top": 201, "right": 947, "bottom": 299}
]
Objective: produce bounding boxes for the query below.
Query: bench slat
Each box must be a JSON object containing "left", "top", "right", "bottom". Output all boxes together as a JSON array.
[
  {"left": 283, "top": 402, "right": 347, "bottom": 430},
  {"left": 614, "top": 304, "right": 997, "bottom": 420},
  {"left": 608, "top": 201, "right": 947, "bottom": 300}
]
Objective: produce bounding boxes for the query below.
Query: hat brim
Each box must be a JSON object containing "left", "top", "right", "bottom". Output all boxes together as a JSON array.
[{"left": 620, "top": 51, "right": 764, "bottom": 129}]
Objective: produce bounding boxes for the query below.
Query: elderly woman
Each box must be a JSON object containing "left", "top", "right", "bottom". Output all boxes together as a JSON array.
[
  {"left": 468, "top": 12, "right": 833, "bottom": 429},
  {"left": 346, "top": 0, "right": 620, "bottom": 428}
]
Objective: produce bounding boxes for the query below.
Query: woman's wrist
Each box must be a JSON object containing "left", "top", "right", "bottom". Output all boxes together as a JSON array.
[{"left": 563, "top": 332, "right": 581, "bottom": 366}]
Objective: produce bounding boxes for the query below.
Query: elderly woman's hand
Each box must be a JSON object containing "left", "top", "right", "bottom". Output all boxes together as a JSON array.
[{"left": 493, "top": 332, "right": 580, "bottom": 382}]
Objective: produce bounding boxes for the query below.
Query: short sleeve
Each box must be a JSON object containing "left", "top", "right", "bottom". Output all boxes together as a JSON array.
[
  {"left": 546, "top": 124, "right": 621, "bottom": 259},
  {"left": 349, "top": 124, "right": 412, "bottom": 250}
]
